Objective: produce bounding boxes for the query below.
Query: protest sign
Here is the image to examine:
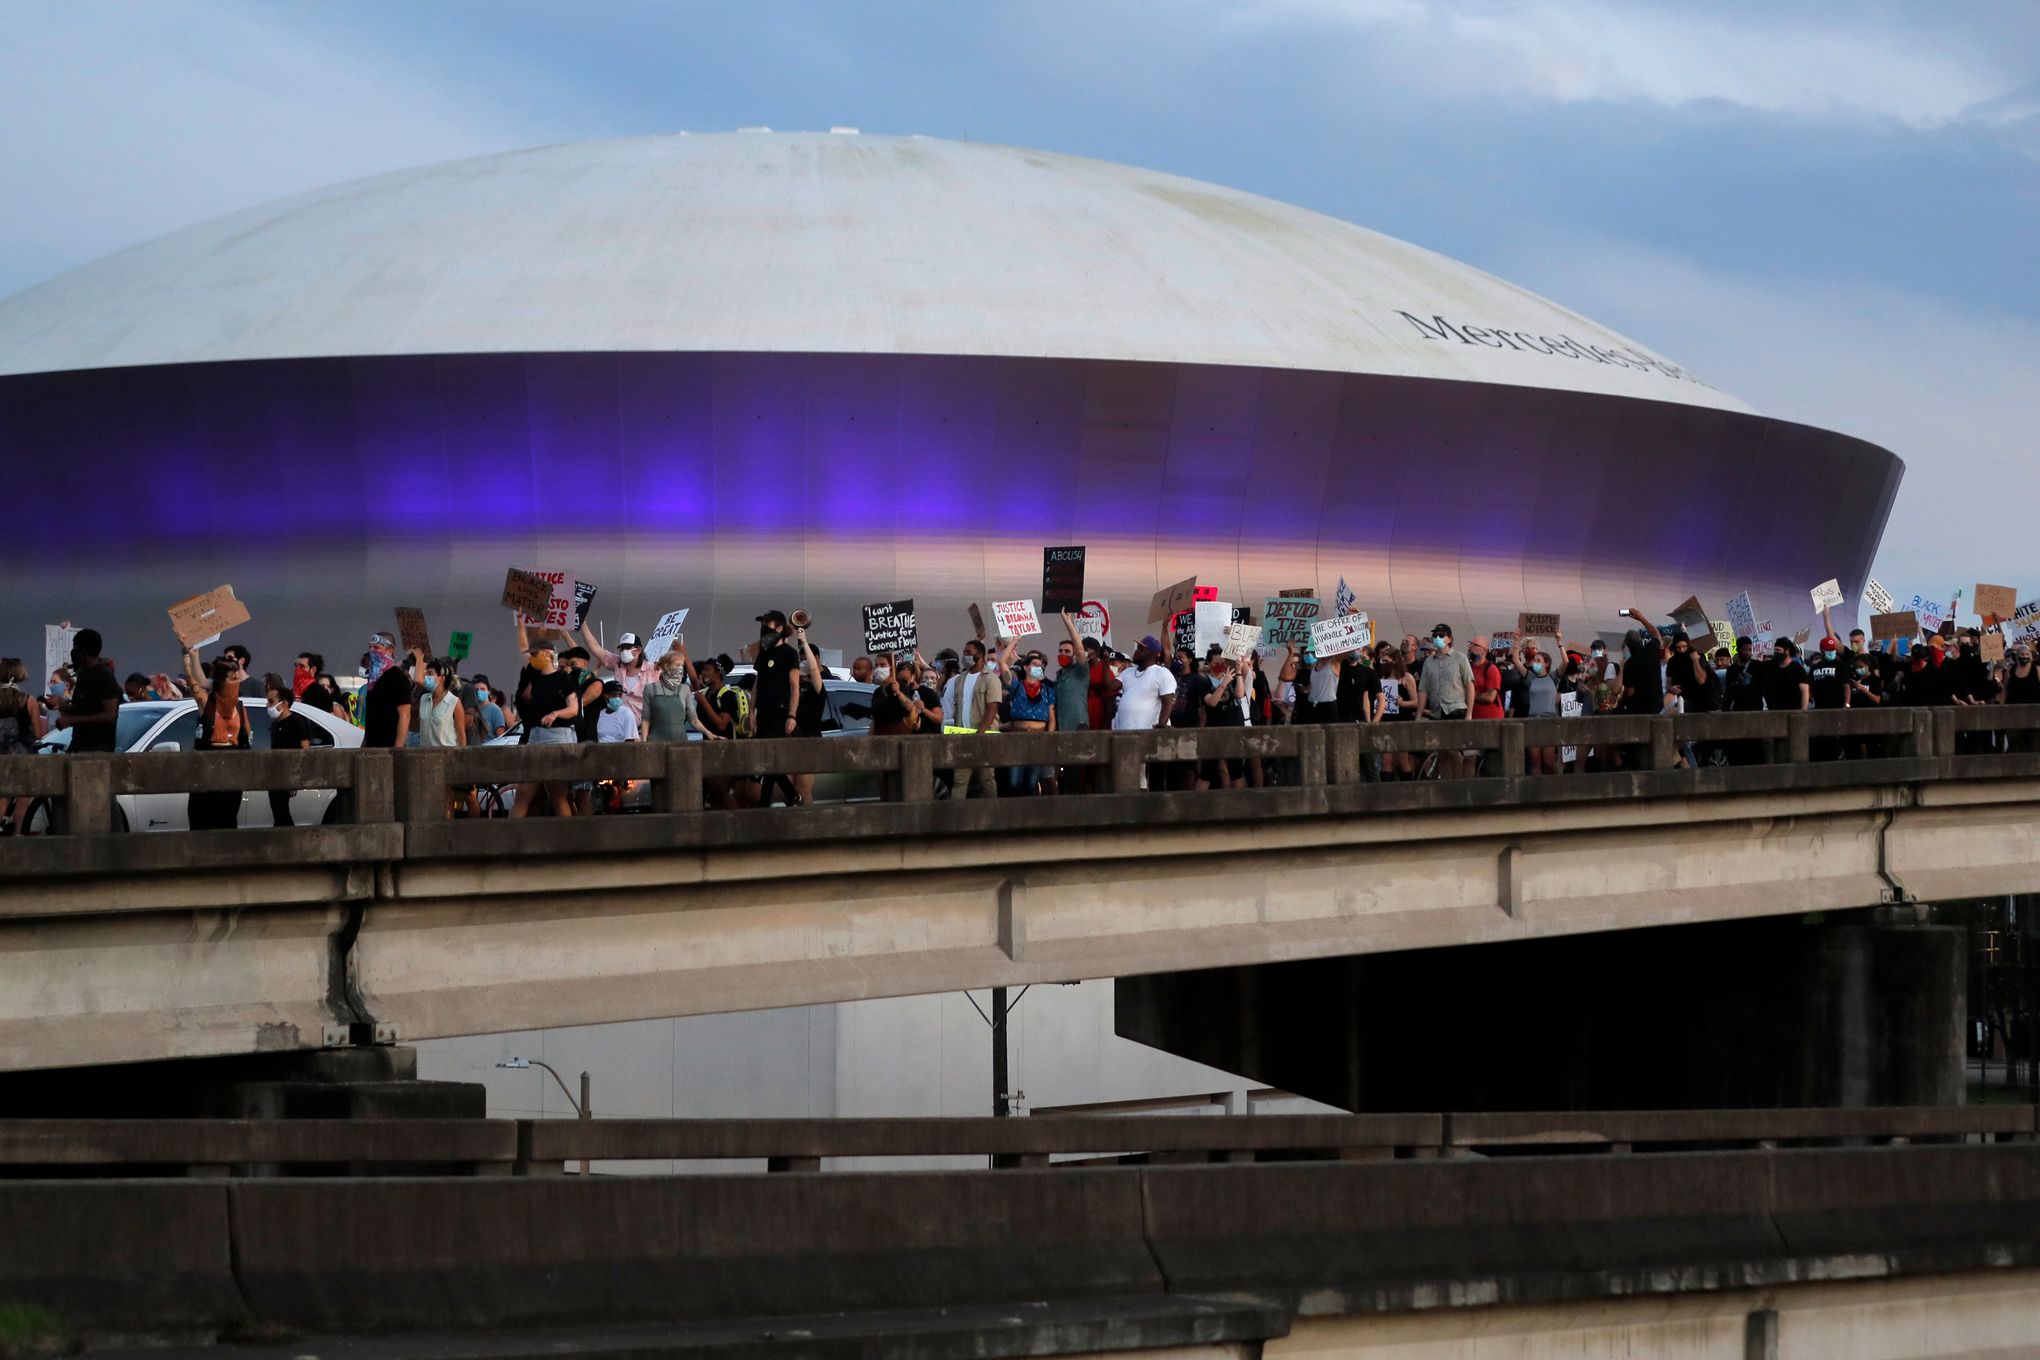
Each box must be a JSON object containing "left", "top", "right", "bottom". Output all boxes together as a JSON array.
[
  {"left": 1724, "top": 592, "right": 1757, "bottom": 640},
  {"left": 1982, "top": 631, "right": 2007, "bottom": 662},
  {"left": 570, "top": 581, "right": 599, "bottom": 631},
  {"left": 862, "top": 600, "right": 916, "bottom": 656},
  {"left": 501, "top": 567, "right": 554, "bottom": 620},
  {"left": 1223, "top": 623, "right": 1262, "bottom": 661},
  {"left": 646, "top": 608, "right": 690, "bottom": 662},
  {"left": 43, "top": 624, "right": 77, "bottom": 687},
  {"left": 2011, "top": 600, "right": 2040, "bottom": 647},
  {"left": 1809, "top": 579, "right": 1844, "bottom": 611},
  {"left": 1870, "top": 611, "right": 1918, "bottom": 641},
  {"left": 394, "top": 607, "right": 431, "bottom": 656},
  {"left": 1193, "top": 601, "right": 1234, "bottom": 653},
  {"left": 511, "top": 568, "right": 574, "bottom": 629},
  {"left": 1710, "top": 620, "right": 1736, "bottom": 654},
  {"left": 1906, "top": 594, "right": 1947, "bottom": 635},
  {"left": 1311, "top": 612, "right": 1372, "bottom": 657},
  {"left": 1278, "top": 586, "right": 1315, "bottom": 598},
  {"left": 1041, "top": 546, "right": 1086, "bottom": 614},
  {"left": 1560, "top": 691, "right": 1583, "bottom": 765},
  {"left": 1975, "top": 583, "right": 2017, "bottom": 623},
  {"left": 1150, "top": 576, "right": 1197, "bottom": 624},
  {"left": 993, "top": 599, "right": 1041, "bottom": 638},
  {"left": 1262, "top": 596, "right": 1321, "bottom": 646},
  {"left": 167, "top": 585, "right": 251, "bottom": 649},
  {"left": 447, "top": 631, "right": 473, "bottom": 662},
  {"left": 1864, "top": 579, "right": 1896, "bottom": 615},
  {"left": 1793, "top": 626, "right": 1812, "bottom": 645},
  {"left": 1074, "top": 599, "right": 1112, "bottom": 647},
  {"left": 1518, "top": 611, "right": 1561, "bottom": 638},
  {"left": 1334, "top": 576, "right": 1357, "bottom": 616},
  {"left": 967, "top": 603, "right": 986, "bottom": 639},
  {"left": 1670, "top": 597, "right": 1710, "bottom": 632}
]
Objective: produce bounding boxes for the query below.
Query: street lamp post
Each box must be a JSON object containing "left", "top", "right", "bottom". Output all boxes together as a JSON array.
[{"left": 496, "top": 1057, "right": 593, "bottom": 1174}]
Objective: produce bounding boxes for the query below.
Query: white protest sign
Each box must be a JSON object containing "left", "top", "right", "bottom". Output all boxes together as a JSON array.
[
  {"left": 44, "top": 624, "right": 77, "bottom": 686},
  {"left": 1560, "top": 691, "right": 1583, "bottom": 764},
  {"left": 645, "top": 608, "right": 690, "bottom": 662},
  {"left": 1074, "top": 598, "right": 1112, "bottom": 647},
  {"left": 1334, "top": 576, "right": 1358, "bottom": 616},
  {"left": 1310, "top": 612, "right": 1373, "bottom": 657},
  {"left": 517, "top": 567, "right": 574, "bottom": 629},
  {"left": 1907, "top": 594, "right": 1947, "bottom": 635},
  {"left": 993, "top": 599, "right": 1041, "bottom": 638},
  {"left": 1864, "top": 578, "right": 1896, "bottom": 616},
  {"left": 2012, "top": 599, "right": 2040, "bottom": 647},
  {"left": 1724, "top": 592, "right": 1756, "bottom": 640},
  {"left": 1809, "top": 579, "right": 1844, "bottom": 611},
  {"left": 1193, "top": 601, "right": 1234, "bottom": 653},
  {"left": 1223, "top": 623, "right": 1262, "bottom": 661}
]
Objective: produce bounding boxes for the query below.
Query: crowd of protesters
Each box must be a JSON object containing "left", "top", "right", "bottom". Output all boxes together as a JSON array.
[{"left": 5, "top": 595, "right": 2037, "bottom": 831}]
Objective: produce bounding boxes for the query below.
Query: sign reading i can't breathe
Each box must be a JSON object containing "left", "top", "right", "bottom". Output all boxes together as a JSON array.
[{"left": 863, "top": 600, "right": 916, "bottom": 656}]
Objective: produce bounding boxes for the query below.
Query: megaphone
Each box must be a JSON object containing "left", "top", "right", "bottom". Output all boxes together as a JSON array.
[{"left": 791, "top": 608, "right": 812, "bottom": 629}]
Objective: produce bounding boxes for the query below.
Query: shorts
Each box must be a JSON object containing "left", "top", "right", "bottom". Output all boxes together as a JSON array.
[
  {"left": 526, "top": 723, "right": 580, "bottom": 785},
  {"left": 1424, "top": 709, "right": 1467, "bottom": 721}
]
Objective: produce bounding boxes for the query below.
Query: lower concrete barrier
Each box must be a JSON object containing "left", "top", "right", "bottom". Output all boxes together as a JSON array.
[{"left": 0, "top": 1181, "right": 243, "bottom": 1334}]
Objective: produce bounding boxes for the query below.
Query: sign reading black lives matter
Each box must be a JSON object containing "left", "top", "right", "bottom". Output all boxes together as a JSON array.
[
  {"left": 863, "top": 599, "right": 917, "bottom": 657},
  {"left": 1041, "top": 546, "right": 1087, "bottom": 614}
]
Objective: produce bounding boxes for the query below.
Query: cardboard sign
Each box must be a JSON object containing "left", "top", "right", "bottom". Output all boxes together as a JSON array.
[
  {"left": 1870, "top": 611, "right": 1918, "bottom": 641},
  {"left": 1223, "top": 623, "right": 1262, "bottom": 661},
  {"left": 501, "top": 568, "right": 554, "bottom": 620},
  {"left": 1278, "top": 587, "right": 1316, "bottom": 599},
  {"left": 646, "top": 608, "right": 690, "bottom": 662},
  {"left": 1311, "top": 613, "right": 1373, "bottom": 657},
  {"left": 1334, "top": 576, "right": 1358, "bottom": 617},
  {"left": 967, "top": 602, "right": 986, "bottom": 639},
  {"left": 1710, "top": 620, "right": 1736, "bottom": 654},
  {"left": 862, "top": 600, "right": 917, "bottom": 656},
  {"left": 1982, "top": 631, "right": 2007, "bottom": 662},
  {"left": 447, "top": 631, "right": 473, "bottom": 662},
  {"left": 511, "top": 568, "right": 574, "bottom": 629},
  {"left": 993, "top": 599, "right": 1041, "bottom": 638},
  {"left": 1975, "top": 583, "right": 2018, "bottom": 624},
  {"left": 570, "top": 581, "right": 599, "bottom": 631},
  {"left": 167, "top": 585, "right": 251, "bottom": 648},
  {"left": 1192, "top": 601, "right": 1234, "bottom": 653},
  {"left": 1792, "top": 626, "right": 1812, "bottom": 646},
  {"left": 394, "top": 607, "right": 431, "bottom": 656},
  {"left": 1041, "top": 546, "right": 1087, "bottom": 614},
  {"left": 1670, "top": 597, "right": 1710, "bottom": 632},
  {"left": 1864, "top": 579, "right": 1896, "bottom": 615},
  {"left": 43, "top": 624, "right": 77, "bottom": 687},
  {"left": 1518, "top": 611, "right": 1561, "bottom": 638},
  {"left": 1262, "top": 596, "right": 1321, "bottom": 646},
  {"left": 1074, "top": 598, "right": 1112, "bottom": 647},
  {"left": 1150, "top": 576, "right": 1197, "bottom": 624},
  {"left": 1809, "top": 579, "right": 1844, "bottom": 611},
  {"left": 1724, "top": 592, "right": 1757, "bottom": 641}
]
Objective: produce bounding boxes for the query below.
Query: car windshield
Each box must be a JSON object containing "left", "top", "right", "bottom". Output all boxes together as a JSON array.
[{"left": 115, "top": 704, "right": 175, "bottom": 752}]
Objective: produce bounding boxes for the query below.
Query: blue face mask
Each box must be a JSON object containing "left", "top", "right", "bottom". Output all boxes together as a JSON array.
[
  {"left": 1530, "top": 662, "right": 1546, "bottom": 676},
  {"left": 1823, "top": 649, "right": 1838, "bottom": 660},
  {"left": 475, "top": 688, "right": 489, "bottom": 702},
  {"left": 1713, "top": 667, "right": 1727, "bottom": 681},
  {"left": 1027, "top": 664, "right": 1044, "bottom": 680},
  {"left": 605, "top": 696, "right": 622, "bottom": 713},
  {"left": 422, "top": 675, "right": 438, "bottom": 692}
]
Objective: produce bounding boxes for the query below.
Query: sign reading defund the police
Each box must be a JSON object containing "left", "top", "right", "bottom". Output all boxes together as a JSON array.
[
  {"left": 863, "top": 600, "right": 917, "bottom": 656},
  {"left": 1262, "top": 596, "right": 1321, "bottom": 646}
]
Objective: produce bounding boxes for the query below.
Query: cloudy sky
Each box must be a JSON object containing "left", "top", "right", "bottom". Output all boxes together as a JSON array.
[{"left": 3, "top": 0, "right": 2033, "bottom": 606}]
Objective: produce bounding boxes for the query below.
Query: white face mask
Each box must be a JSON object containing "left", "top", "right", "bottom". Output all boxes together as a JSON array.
[
  {"left": 984, "top": 659, "right": 1000, "bottom": 675},
  {"left": 873, "top": 666, "right": 891, "bottom": 683},
  {"left": 267, "top": 703, "right": 284, "bottom": 719}
]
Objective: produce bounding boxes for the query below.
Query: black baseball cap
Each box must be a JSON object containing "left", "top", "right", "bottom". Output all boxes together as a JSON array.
[{"left": 756, "top": 610, "right": 789, "bottom": 627}]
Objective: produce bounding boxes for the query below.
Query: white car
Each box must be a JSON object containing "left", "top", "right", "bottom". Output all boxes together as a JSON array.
[{"left": 31, "top": 697, "right": 362, "bottom": 832}]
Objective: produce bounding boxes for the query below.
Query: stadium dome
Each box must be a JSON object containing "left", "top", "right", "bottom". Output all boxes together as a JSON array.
[{"left": 0, "top": 132, "right": 1897, "bottom": 674}]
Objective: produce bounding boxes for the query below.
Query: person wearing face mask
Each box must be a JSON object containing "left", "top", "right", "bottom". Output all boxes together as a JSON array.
[
  {"left": 188, "top": 656, "right": 249, "bottom": 830},
  {"left": 643, "top": 644, "right": 699, "bottom": 744},
  {"left": 514, "top": 638, "right": 581, "bottom": 818},
  {"left": 1417, "top": 624, "right": 1475, "bottom": 778},
  {"left": 263, "top": 673, "right": 314, "bottom": 827},
  {"left": 414, "top": 658, "right": 468, "bottom": 749},
  {"left": 363, "top": 646, "right": 421, "bottom": 749},
  {"left": 595, "top": 678, "right": 641, "bottom": 744},
  {"left": 1001, "top": 649, "right": 1058, "bottom": 795},
  {"left": 1517, "top": 640, "right": 1562, "bottom": 775},
  {"left": 783, "top": 625, "right": 829, "bottom": 806},
  {"left": 581, "top": 625, "right": 652, "bottom": 727}
]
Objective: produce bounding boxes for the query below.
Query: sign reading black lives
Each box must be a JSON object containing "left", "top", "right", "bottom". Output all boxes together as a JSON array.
[
  {"left": 1041, "top": 545, "right": 1087, "bottom": 614},
  {"left": 863, "top": 599, "right": 918, "bottom": 658}
]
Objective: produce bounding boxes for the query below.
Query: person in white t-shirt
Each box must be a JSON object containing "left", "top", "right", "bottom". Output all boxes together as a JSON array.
[
  {"left": 1112, "top": 635, "right": 1178, "bottom": 731},
  {"left": 595, "top": 679, "right": 641, "bottom": 743}
]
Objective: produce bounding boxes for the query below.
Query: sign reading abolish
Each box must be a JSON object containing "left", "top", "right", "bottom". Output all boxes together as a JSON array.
[
  {"left": 1870, "top": 611, "right": 1918, "bottom": 641},
  {"left": 1041, "top": 546, "right": 1086, "bottom": 614},
  {"left": 863, "top": 600, "right": 916, "bottom": 656},
  {"left": 1518, "top": 611, "right": 1560, "bottom": 638},
  {"left": 993, "top": 599, "right": 1041, "bottom": 638},
  {"left": 1809, "top": 579, "right": 1844, "bottom": 611},
  {"left": 1311, "top": 612, "right": 1372, "bottom": 657},
  {"left": 646, "top": 608, "right": 690, "bottom": 662},
  {"left": 1223, "top": 623, "right": 1262, "bottom": 661},
  {"left": 447, "top": 631, "right": 473, "bottom": 662},
  {"left": 1262, "top": 596, "right": 1321, "bottom": 646},
  {"left": 394, "top": 607, "right": 431, "bottom": 656},
  {"left": 501, "top": 568, "right": 554, "bottom": 620},
  {"left": 167, "top": 585, "right": 251, "bottom": 649},
  {"left": 1150, "top": 576, "right": 1197, "bottom": 624}
]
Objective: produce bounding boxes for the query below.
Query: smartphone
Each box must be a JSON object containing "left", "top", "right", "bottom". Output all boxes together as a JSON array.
[{"left": 1618, "top": 608, "right": 1634, "bottom": 617}]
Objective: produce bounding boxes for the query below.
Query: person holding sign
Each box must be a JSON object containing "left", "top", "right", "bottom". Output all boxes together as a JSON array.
[
  {"left": 48, "top": 629, "right": 122, "bottom": 754},
  {"left": 1196, "top": 654, "right": 1252, "bottom": 789},
  {"left": 189, "top": 655, "right": 251, "bottom": 830},
  {"left": 514, "top": 636, "right": 581, "bottom": 820}
]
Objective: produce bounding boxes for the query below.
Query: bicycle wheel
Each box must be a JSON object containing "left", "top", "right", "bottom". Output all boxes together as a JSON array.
[{"left": 1418, "top": 751, "right": 1442, "bottom": 781}]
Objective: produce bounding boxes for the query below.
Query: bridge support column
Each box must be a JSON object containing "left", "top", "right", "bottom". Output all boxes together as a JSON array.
[{"left": 1115, "top": 914, "right": 1964, "bottom": 1111}]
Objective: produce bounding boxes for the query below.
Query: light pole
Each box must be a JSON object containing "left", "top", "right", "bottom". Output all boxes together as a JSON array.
[{"left": 497, "top": 1057, "right": 593, "bottom": 1174}]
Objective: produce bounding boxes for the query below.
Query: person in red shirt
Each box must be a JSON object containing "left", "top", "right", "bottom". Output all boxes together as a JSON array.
[{"left": 1468, "top": 638, "right": 1507, "bottom": 721}]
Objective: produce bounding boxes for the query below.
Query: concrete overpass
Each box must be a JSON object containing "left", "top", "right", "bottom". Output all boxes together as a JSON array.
[{"left": 2, "top": 706, "right": 2037, "bottom": 1075}]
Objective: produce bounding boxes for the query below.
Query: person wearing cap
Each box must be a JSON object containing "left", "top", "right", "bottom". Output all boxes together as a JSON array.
[
  {"left": 362, "top": 632, "right": 398, "bottom": 685},
  {"left": 513, "top": 635, "right": 581, "bottom": 818},
  {"left": 362, "top": 646, "right": 421, "bottom": 749},
  {"left": 581, "top": 622, "right": 653, "bottom": 726},
  {"left": 1416, "top": 623, "right": 1475, "bottom": 777},
  {"left": 1112, "top": 634, "right": 1178, "bottom": 736}
]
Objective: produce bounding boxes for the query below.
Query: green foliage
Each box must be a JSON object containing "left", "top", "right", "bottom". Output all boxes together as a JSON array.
[{"left": 0, "top": 1301, "right": 61, "bottom": 1343}]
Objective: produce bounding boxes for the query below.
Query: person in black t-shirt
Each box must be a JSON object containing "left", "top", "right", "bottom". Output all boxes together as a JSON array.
[
  {"left": 1617, "top": 612, "right": 1665, "bottom": 716},
  {"left": 1807, "top": 638, "right": 1849, "bottom": 710},
  {"left": 1765, "top": 641, "right": 1811, "bottom": 712},
  {"left": 750, "top": 610, "right": 804, "bottom": 806},
  {"left": 52, "top": 628, "right": 122, "bottom": 753},
  {"left": 362, "top": 651, "right": 418, "bottom": 748},
  {"left": 264, "top": 673, "right": 316, "bottom": 826}
]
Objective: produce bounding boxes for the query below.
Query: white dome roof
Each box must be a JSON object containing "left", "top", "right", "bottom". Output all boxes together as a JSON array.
[{"left": 0, "top": 131, "right": 1746, "bottom": 411}]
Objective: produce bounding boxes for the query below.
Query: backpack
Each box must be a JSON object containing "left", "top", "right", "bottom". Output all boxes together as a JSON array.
[{"left": 717, "top": 683, "right": 753, "bottom": 738}]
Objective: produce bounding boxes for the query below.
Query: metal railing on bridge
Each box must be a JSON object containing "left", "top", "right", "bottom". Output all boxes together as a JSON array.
[{"left": 3, "top": 705, "right": 2038, "bottom": 877}]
